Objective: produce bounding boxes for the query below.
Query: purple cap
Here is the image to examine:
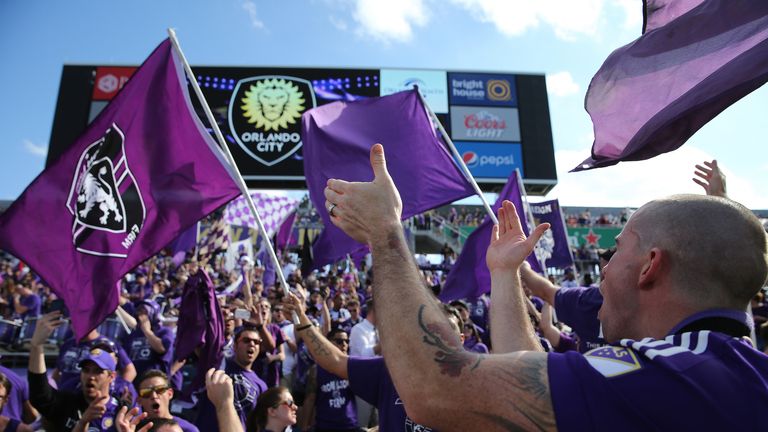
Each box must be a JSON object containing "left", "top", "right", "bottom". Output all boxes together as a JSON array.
[{"left": 78, "top": 348, "right": 117, "bottom": 372}]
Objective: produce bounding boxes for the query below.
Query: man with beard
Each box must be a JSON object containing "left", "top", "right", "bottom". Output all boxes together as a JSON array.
[
  {"left": 195, "top": 325, "right": 267, "bottom": 432},
  {"left": 28, "top": 312, "right": 122, "bottom": 431},
  {"left": 134, "top": 370, "right": 197, "bottom": 432}
]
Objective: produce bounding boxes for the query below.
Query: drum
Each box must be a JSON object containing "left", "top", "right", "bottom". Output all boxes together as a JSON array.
[
  {"left": 97, "top": 317, "right": 127, "bottom": 342},
  {"left": 16, "top": 316, "right": 63, "bottom": 348},
  {"left": 0, "top": 319, "right": 21, "bottom": 347}
]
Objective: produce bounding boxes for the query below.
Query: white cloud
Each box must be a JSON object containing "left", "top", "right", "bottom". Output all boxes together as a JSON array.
[
  {"left": 242, "top": 1, "right": 266, "bottom": 29},
  {"left": 552, "top": 145, "right": 768, "bottom": 209},
  {"left": 449, "top": 0, "right": 605, "bottom": 41},
  {"left": 23, "top": 139, "right": 47, "bottom": 157},
  {"left": 612, "top": 0, "right": 643, "bottom": 31},
  {"left": 546, "top": 71, "right": 580, "bottom": 97},
  {"left": 352, "top": 0, "right": 429, "bottom": 43},
  {"left": 329, "top": 14, "right": 349, "bottom": 31}
]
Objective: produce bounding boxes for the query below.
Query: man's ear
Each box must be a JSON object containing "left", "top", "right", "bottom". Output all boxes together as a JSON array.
[{"left": 638, "top": 247, "right": 665, "bottom": 289}]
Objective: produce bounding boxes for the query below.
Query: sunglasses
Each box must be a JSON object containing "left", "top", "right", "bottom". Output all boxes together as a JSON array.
[
  {"left": 332, "top": 338, "right": 349, "bottom": 345},
  {"left": 138, "top": 385, "right": 171, "bottom": 398},
  {"left": 240, "top": 337, "right": 262, "bottom": 345},
  {"left": 274, "top": 399, "right": 296, "bottom": 409}
]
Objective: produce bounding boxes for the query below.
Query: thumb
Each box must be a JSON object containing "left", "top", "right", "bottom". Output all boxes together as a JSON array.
[{"left": 369, "top": 144, "right": 389, "bottom": 180}]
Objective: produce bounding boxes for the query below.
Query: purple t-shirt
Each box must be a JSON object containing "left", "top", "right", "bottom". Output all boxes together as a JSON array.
[
  {"left": 315, "top": 366, "right": 357, "bottom": 431},
  {"left": 554, "top": 286, "right": 605, "bottom": 353},
  {"left": 19, "top": 294, "right": 41, "bottom": 319},
  {"left": 549, "top": 314, "right": 768, "bottom": 430},
  {"left": 0, "top": 365, "right": 27, "bottom": 421},
  {"left": 194, "top": 358, "right": 266, "bottom": 432},
  {"left": 463, "top": 336, "right": 489, "bottom": 354},
  {"left": 123, "top": 326, "right": 174, "bottom": 378},
  {"left": 173, "top": 415, "right": 199, "bottom": 432},
  {"left": 348, "top": 357, "right": 436, "bottom": 432},
  {"left": 254, "top": 323, "right": 285, "bottom": 387}
]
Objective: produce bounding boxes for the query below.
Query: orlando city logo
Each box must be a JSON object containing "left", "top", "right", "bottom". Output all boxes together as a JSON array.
[
  {"left": 228, "top": 76, "right": 316, "bottom": 166},
  {"left": 66, "top": 124, "right": 146, "bottom": 258}
]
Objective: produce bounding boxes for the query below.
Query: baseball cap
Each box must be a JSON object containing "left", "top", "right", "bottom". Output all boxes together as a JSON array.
[{"left": 79, "top": 348, "right": 117, "bottom": 372}]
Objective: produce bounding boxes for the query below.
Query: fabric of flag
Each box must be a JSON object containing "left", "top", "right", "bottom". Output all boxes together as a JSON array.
[
  {"left": 439, "top": 171, "right": 540, "bottom": 302},
  {"left": 0, "top": 39, "right": 240, "bottom": 340},
  {"left": 302, "top": 89, "right": 475, "bottom": 268},
  {"left": 573, "top": 0, "right": 768, "bottom": 171},
  {"left": 224, "top": 193, "right": 299, "bottom": 238},
  {"left": 529, "top": 199, "right": 574, "bottom": 269},
  {"left": 197, "top": 217, "right": 230, "bottom": 266},
  {"left": 169, "top": 222, "right": 199, "bottom": 268},
  {"left": 173, "top": 269, "right": 225, "bottom": 397},
  {"left": 275, "top": 210, "right": 297, "bottom": 251}
]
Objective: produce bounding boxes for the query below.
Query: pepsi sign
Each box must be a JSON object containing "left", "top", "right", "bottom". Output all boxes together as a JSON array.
[{"left": 456, "top": 141, "right": 523, "bottom": 179}]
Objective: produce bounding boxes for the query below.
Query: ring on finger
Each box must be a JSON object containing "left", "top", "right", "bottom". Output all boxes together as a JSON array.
[{"left": 328, "top": 203, "right": 337, "bottom": 217}]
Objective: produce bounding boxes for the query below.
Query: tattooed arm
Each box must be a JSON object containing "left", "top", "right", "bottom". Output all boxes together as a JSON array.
[
  {"left": 284, "top": 292, "right": 349, "bottom": 379},
  {"left": 324, "top": 145, "right": 556, "bottom": 431},
  {"left": 487, "top": 200, "right": 550, "bottom": 354}
]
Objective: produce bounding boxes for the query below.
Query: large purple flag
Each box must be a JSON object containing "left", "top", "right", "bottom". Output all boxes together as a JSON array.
[
  {"left": 0, "top": 39, "right": 241, "bottom": 339},
  {"left": 302, "top": 89, "right": 475, "bottom": 268},
  {"left": 439, "top": 171, "right": 540, "bottom": 302},
  {"left": 574, "top": 0, "right": 768, "bottom": 171},
  {"left": 529, "top": 199, "right": 574, "bottom": 269},
  {"left": 174, "top": 269, "right": 225, "bottom": 396}
]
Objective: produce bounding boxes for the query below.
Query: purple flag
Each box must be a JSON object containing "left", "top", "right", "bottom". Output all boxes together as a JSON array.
[
  {"left": 275, "top": 210, "right": 297, "bottom": 251},
  {"left": 0, "top": 39, "right": 241, "bottom": 339},
  {"left": 174, "top": 269, "right": 225, "bottom": 396},
  {"left": 573, "top": 0, "right": 768, "bottom": 171},
  {"left": 302, "top": 89, "right": 475, "bottom": 268},
  {"left": 529, "top": 199, "right": 574, "bottom": 269},
  {"left": 169, "top": 223, "right": 199, "bottom": 268},
  {"left": 439, "top": 171, "right": 540, "bottom": 302}
]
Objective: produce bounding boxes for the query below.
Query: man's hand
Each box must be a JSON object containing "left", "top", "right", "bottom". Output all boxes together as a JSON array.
[
  {"left": 324, "top": 144, "right": 403, "bottom": 244},
  {"left": 81, "top": 393, "right": 108, "bottom": 424},
  {"left": 486, "top": 200, "right": 550, "bottom": 273},
  {"left": 30, "top": 311, "right": 62, "bottom": 347},
  {"left": 206, "top": 368, "right": 234, "bottom": 410},
  {"left": 693, "top": 159, "right": 727, "bottom": 197},
  {"left": 115, "top": 406, "right": 152, "bottom": 432},
  {"left": 283, "top": 292, "right": 309, "bottom": 323}
]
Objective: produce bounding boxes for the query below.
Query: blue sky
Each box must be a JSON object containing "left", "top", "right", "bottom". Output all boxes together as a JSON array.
[{"left": 1, "top": 0, "right": 766, "bottom": 208}]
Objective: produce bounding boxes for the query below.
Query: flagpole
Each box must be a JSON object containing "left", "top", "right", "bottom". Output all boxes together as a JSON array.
[
  {"left": 166, "top": 29, "right": 292, "bottom": 305},
  {"left": 414, "top": 88, "right": 498, "bottom": 225}
]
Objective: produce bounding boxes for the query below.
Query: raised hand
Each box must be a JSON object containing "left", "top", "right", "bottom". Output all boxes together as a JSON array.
[
  {"left": 115, "top": 406, "right": 152, "bottom": 432},
  {"left": 205, "top": 368, "right": 234, "bottom": 410},
  {"left": 324, "top": 144, "right": 403, "bottom": 244},
  {"left": 30, "top": 311, "right": 63, "bottom": 347},
  {"left": 693, "top": 159, "right": 727, "bottom": 197},
  {"left": 486, "top": 200, "right": 550, "bottom": 273}
]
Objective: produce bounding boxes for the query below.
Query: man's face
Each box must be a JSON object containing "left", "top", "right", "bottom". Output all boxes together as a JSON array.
[
  {"left": 272, "top": 307, "right": 285, "bottom": 323},
  {"left": 235, "top": 330, "right": 261, "bottom": 367},
  {"left": 258, "top": 301, "right": 271, "bottom": 322},
  {"left": 80, "top": 361, "right": 114, "bottom": 401},
  {"left": 333, "top": 294, "right": 346, "bottom": 309},
  {"left": 598, "top": 212, "right": 646, "bottom": 343},
  {"left": 331, "top": 332, "right": 350, "bottom": 354},
  {"left": 347, "top": 304, "right": 360, "bottom": 320},
  {"left": 137, "top": 376, "right": 173, "bottom": 418}
]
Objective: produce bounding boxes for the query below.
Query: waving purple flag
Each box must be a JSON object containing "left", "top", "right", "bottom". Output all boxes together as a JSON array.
[
  {"left": 302, "top": 89, "right": 475, "bottom": 268},
  {"left": 529, "top": 199, "right": 574, "bottom": 269},
  {"left": 574, "top": 0, "right": 768, "bottom": 171},
  {"left": 174, "top": 269, "right": 225, "bottom": 396},
  {"left": 439, "top": 171, "right": 540, "bottom": 302},
  {"left": 0, "top": 39, "right": 241, "bottom": 339}
]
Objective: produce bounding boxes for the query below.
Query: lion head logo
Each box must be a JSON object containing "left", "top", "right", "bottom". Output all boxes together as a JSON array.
[{"left": 240, "top": 78, "right": 305, "bottom": 131}]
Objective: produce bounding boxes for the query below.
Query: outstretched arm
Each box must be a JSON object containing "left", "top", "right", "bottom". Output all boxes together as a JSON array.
[
  {"left": 487, "top": 200, "right": 550, "bottom": 354},
  {"left": 324, "top": 144, "right": 556, "bottom": 431},
  {"left": 519, "top": 263, "right": 558, "bottom": 306}
]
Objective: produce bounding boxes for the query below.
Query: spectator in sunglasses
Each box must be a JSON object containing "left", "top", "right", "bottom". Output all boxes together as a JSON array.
[
  {"left": 135, "top": 370, "right": 197, "bottom": 432},
  {"left": 248, "top": 386, "right": 297, "bottom": 432}
]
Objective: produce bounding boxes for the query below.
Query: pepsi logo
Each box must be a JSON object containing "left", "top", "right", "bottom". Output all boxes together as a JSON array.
[{"left": 463, "top": 151, "right": 478, "bottom": 168}]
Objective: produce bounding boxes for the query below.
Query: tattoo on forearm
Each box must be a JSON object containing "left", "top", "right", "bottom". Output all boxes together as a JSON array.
[
  {"left": 417, "top": 305, "right": 484, "bottom": 377},
  {"left": 307, "top": 330, "right": 332, "bottom": 358}
]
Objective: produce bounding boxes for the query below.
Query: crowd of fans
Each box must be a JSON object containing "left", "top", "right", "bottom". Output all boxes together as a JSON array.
[{"left": 0, "top": 159, "right": 765, "bottom": 431}]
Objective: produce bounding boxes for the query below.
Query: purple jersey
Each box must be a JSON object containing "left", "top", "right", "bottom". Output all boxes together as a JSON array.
[
  {"left": 194, "top": 358, "right": 266, "bottom": 432},
  {"left": 463, "top": 336, "right": 489, "bottom": 354},
  {"left": 554, "top": 286, "right": 605, "bottom": 353},
  {"left": 315, "top": 366, "right": 357, "bottom": 431},
  {"left": 549, "top": 311, "right": 768, "bottom": 430},
  {"left": 0, "top": 366, "right": 27, "bottom": 421},
  {"left": 348, "top": 357, "right": 436, "bottom": 432},
  {"left": 123, "top": 326, "right": 174, "bottom": 378},
  {"left": 253, "top": 323, "right": 285, "bottom": 387},
  {"left": 173, "top": 415, "right": 199, "bottom": 432}
]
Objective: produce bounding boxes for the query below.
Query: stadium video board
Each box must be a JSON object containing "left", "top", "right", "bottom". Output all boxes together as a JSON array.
[{"left": 49, "top": 65, "right": 557, "bottom": 194}]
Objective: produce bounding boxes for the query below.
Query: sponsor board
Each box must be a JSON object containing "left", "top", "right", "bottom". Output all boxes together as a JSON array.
[
  {"left": 448, "top": 72, "right": 517, "bottom": 107},
  {"left": 380, "top": 69, "right": 448, "bottom": 113},
  {"left": 455, "top": 141, "right": 523, "bottom": 179},
  {"left": 450, "top": 106, "right": 520, "bottom": 142},
  {"left": 92, "top": 67, "right": 136, "bottom": 101}
]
